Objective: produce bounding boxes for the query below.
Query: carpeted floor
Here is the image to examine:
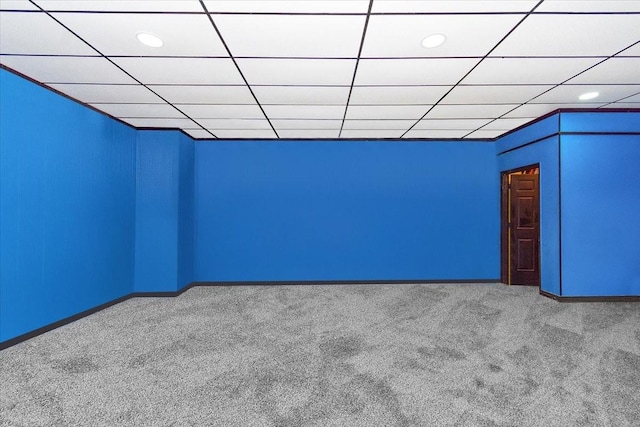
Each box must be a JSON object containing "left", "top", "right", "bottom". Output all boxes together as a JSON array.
[{"left": 1, "top": 283, "right": 639, "bottom": 426}]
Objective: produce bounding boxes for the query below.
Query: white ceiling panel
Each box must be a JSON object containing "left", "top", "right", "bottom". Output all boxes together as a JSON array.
[
  {"left": 605, "top": 102, "right": 640, "bottom": 108},
  {"left": 349, "top": 86, "right": 449, "bottom": 105},
  {"left": 414, "top": 119, "right": 491, "bottom": 130},
  {"left": 213, "top": 129, "right": 277, "bottom": 139},
  {"left": 89, "top": 103, "right": 186, "bottom": 118},
  {"left": 263, "top": 105, "right": 345, "bottom": 119},
  {"left": 252, "top": 86, "right": 350, "bottom": 105},
  {"left": 111, "top": 58, "right": 244, "bottom": 85},
  {"left": 213, "top": 14, "right": 365, "bottom": 58},
  {"left": 342, "top": 120, "right": 416, "bottom": 130},
  {"left": 503, "top": 103, "right": 605, "bottom": 118},
  {"left": 425, "top": 104, "right": 520, "bottom": 119},
  {"left": 183, "top": 129, "right": 215, "bottom": 139},
  {"left": 363, "top": 14, "right": 522, "bottom": 58},
  {"left": 567, "top": 58, "right": 640, "bottom": 85},
  {"left": 51, "top": 13, "right": 227, "bottom": 57},
  {"left": 123, "top": 117, "right": 198, "bottom": 128},
  {"left": 345, "top": 105, "right": 427, "bottom": 120},
  {"left": 197, "top": 118, "right": 272, "bottom": 129},
  {"left": 177, "top": 104, "right": 264, "bottom": 119},
  {"left": 403, "top": 129, "right": 470, "bottom": 139},
  {"left": 0, "top": 11, "right": 97, "bottom": 55},
  {"left": 442, "top": 85, "right": 553, "bottom": 104},
  {"left": 278, "top": 130, "right": 341, "bottom": 139},
  {"left": 463, "top": 129, "right": 506, "bottom": 139},
  {"left": 340, "top": 130, "right": 404, "bottom": 138},
  {"left": 271, "top": 120, "right": 342, "bottom": 130},
  {"left": 149, "top": 85, "right": 255, "bottom": 104},
  {"left": 237, "top": 59, "right": 356, "bottom": 86},
  {"left": 531, "top": 84, "right": 640, "bottom": 104},
  {"left": 203, "top": 1, "right": 369, "bottom": 13},
  {"left": 480, "top": 117, "right": 535, "bottom": 130},
  {"left": 617, "top": 42, "right": 640, "bottom": 56},
  {"left": 492, "top": 14, "right": 640, "bottom": 57},
  {"left": 617, "top": 92, "right": 640, "bottom": 102},
  {"left": 34, "top": 1, "right": 205, "bottom": 12},
  {"left": 372, "top": 1, "right": 538, "bottom": 12},
  {"left": 48, "top": 83, "right": 164, "bottom": 104},
  {"left": 464, "top": 58, "right": 602, "bottom": 85},
  {"left": 355, "top": 59, "right": 478, "bottom": 86},
  {"left": 1, "top": 1, "right": 40, "bottom": 10},
  {"left": 535, "top": 1, "right": 640, "bottom": 12},
  {"left": 0, "top": 55, "right": 137, "bottom": 83}
]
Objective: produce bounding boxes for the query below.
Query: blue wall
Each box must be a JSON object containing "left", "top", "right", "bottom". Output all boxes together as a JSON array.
[
  {"left": 559, "top": 111, "right": 640, "bottom": 296},
  {"left": 134, "top": 130, "right": 194, "bottom": 292},
  {"left": 194, "top": 141, "right": 499, "bottom": 282},
  {"left": 496, "top": 115, "right": 561, "bottom": 295},
  {"left": 0, "top": 69, "right": 137, "bottom": 342}
]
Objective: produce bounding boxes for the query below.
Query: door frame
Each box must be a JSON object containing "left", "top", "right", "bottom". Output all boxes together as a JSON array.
[{"left": 500, "top": 163, "right": 541, "bottom": 287}]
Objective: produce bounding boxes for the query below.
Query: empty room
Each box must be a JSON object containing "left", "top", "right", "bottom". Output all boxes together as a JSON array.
[{"left": 1, "top": 0, "right": 639, "bottom": 425}]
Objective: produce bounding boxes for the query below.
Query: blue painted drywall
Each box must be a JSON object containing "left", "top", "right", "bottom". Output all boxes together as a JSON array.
[
  {"left": 497, "top": 135, "right": 561, "bottom": 295},
  {"left": 0, "top": 68, "right": 136, "bottom": 342},
  {"left": 194, "top": 141, "right": 499, "bottom": 282},
  {"left": 497, "top": 114, "right": 559, "bottom": 154},
  {"left": 560, "top": 134, "right": 640, "bottom": 296},
  {"left": 561, "top": 111, "right": 640, "bottom": 133},
  {"left": 134, "top": 130, "right": 194, "bottom": 292}
]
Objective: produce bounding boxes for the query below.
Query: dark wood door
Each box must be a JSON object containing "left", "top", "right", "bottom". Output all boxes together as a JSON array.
[{"left": 509, "top": 174, "right": 540, "bottom": 286}]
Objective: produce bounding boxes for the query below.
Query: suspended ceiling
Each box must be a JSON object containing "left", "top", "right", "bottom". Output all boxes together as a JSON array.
[{"left": 1, "top": 0, "right": 639, "bottom": 140}]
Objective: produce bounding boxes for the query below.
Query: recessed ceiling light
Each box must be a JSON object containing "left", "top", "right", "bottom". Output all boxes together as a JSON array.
[
  {"left": 578, "top": 91, "right": 599, "bottom": 101},
  {"left": 421, "top": 33, "right": 446, "bottom": 49},
  {"left": 136, "top": 32, "right": 163, "bottom": 48}
]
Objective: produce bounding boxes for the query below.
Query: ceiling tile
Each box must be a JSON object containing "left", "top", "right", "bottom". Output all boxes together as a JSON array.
[
  {"left": 342, "top": 120, "right": 416, "bottom": 130},
  {"left": 0, "top": 11, "right": 97, "bottom": 55},
  {"left": 372, "top": 1, "right": 538, "bottom": 13},
  {"left": 203, "top": 1, "right": 370, "bottom": 13},
  {"left": 349, "top": 86, "right": 449, "bottom": 105},
  {"left": 213, "top": 129, "right": 277, "bottom": 139},
  {"left": 263, "top": 105, "right": 345, "bottom": 119},
  {"left": 149, "top": 85, "right": 255, "bottom": 104},
  {"left": 252, "top": 86, "right": 350, "bottom": 105},
  {"left": 278, "top": 130, "right": 341, "bottom": 139},
  {"left": 213, "top": 14, "right": 365, "bottom": 58},
  {"left": 0, "top": 55, "right": 137, "bottom": 83},
  {"left": 535, "top": 1, "right": 640, "bottom": 12},
  {"left": 48, "top": 83, "right": 164, "bottom": 104},
  {"left": 441, "top": 85, "right": 553, "bottom": 104},
  {"left": 425, "top": 104, "right": 520, "bottom": 119},
  {"left": 502, "top": 103, "right": 605, "bottom": 118},
  {"left": 1, "top": 1, "right": 40, "bottom": 10},
  {"left": 237, "top": 59, "right": 356, "bottom": 86},
  {"left": 183, "top": 129, "right": 215, "bottom": 139},
  {"left": 51, "top": 12, "right": 227, "bottom": 57},
  {"left": 34, "top": 1, "right": 205, "bottom": 12},
  {"left": 271, "top": 120, "right": 343, "bottom": 130},
  {"left": 531, "top": 84, "right": 640, "bottom": 103},
  {"left": 197, "top": 118, "right": 273, "bottom": 130},
  {"left": 403, "top": 129, "right": 470, "bottom": 139},
  {"left": 177, "top": 104, "right": 264, "bottom": 119},
  {"left": 567, "top": 58, "right": 640, "bottom": 85},
  {"left": 340, "top": 130, "right": 404, "bottom": 138},
  {"left": 464, "top": 58, "right": 602, "bottom": 85},
  {"left": 345, "top": 105, "right": 428, "bottom": 120},
  {"left": 111, "top": 58, "right": 244, "bottom": 85},
  {"left": 480, "top": 117, "right": 535, "bottom": 130},
  {"left": 617, "top": 92, "right": 640, "bottom": 102},
  {"left": 414, "top": 119, "right": 491, "bottom": 130},
  {"left": 492, "top": 14, "right": 640, "bottom": 56},
  {"left": 362, "top": 14, "right": 523, "bottom": 58},
  {"left": 89, "top": 103, "right": 185, "bottom": 118},
  {"left": 355, "top": 59, "right": 478, "bottom": 85},
  {"left": 463, "top": 129, "right": 506, "bottom": 139},
  {"left": 604, "top": 102, "right": 640, "bottom": 109},
  {"left": 617, "top": 42, "right": 640, "bottom": 56},
  {"left": 123, "top": 117, "right": 198, "bottom": 128}
]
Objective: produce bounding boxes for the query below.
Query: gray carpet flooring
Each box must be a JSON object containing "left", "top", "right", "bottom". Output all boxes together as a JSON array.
[{"left": 1, "top": 283, "right": 639, "bottom": 426}]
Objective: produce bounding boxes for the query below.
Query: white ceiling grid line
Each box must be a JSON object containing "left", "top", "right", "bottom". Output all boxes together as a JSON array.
[{"left": 0, "top": 0, "right": 638, "bottom": 140}]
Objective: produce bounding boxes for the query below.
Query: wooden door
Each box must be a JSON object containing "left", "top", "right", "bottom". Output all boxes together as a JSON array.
[{"left": 509, "top": 173, "right": 540, "bottom": 286}]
